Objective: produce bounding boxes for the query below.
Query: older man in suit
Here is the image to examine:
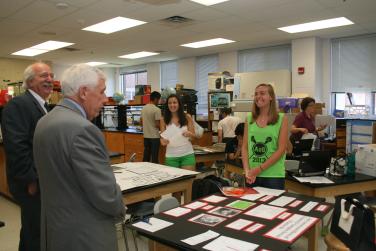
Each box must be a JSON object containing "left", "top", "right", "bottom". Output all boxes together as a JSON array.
[
  {"left": 33, "top": 64, "right": 125, "bottom": 251},
  {"left": 2, "top": 62, "right": 53, "bottom": 251}
]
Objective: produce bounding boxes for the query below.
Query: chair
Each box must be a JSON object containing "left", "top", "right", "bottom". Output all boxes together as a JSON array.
[
  {"left": 154, "top": 197, "right": 179, "bottom": 214},
  {"left": 324, "top": 233, "right": 350, "bottom": 251}
]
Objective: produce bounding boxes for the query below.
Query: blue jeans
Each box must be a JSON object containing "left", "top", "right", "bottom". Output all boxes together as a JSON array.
[{"left": 248, "top": 177, "right": 285, "bottom": 190}]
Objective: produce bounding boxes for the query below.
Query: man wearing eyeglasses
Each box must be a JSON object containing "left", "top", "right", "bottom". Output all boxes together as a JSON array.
[{"left": 1, "top": 62, "right": 53, "bottom": 251}]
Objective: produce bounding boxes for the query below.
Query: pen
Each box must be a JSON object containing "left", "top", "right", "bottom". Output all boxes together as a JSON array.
[{"left": 142, "top": 217, "right": 152, "bottom": 225}]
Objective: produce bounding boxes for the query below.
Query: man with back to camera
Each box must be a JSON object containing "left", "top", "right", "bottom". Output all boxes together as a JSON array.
[
  {"left": 33, "top": 64, "right": 125, "bottom": 251},
  {"left": 217, "top": 107, "right": 242, "bottom": 144},
  {"left": 141, "top": 91, "right": 161, "bottom": 163},
  {"left": 1, "top": 62, "right": 53, "bottom": 251}
]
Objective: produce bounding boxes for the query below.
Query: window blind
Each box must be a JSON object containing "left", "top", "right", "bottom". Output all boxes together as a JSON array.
[
  {"left": 332, "top": 34, "right": 376, "bottom": 92},
  {"left": 196, "top": 54, "right": 219, "bottom": 114},
  {"left": 160, "top": 60, "right": 178, "bottom": 90},
  {"left": 238, "top": 45, "right": 291, "bottom": 73}
]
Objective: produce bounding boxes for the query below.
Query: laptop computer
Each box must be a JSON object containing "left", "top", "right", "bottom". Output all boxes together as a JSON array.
[
  {"left": 292, "top": 138, "right": 314, "bottom": 158},
  {"left": 287, "top": 150, "right": 331, "bottom": 177}
]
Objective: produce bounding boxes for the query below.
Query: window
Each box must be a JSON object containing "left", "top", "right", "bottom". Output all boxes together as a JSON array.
[
  {"left": 238, "top": 44, "right": 291, "bottom": 72},
  {"left": 331, "top": 34, "right": 376, "bottom": 114},
  {"left": 119, "top": 71, "right": 147, "bottom": 101},
  {"left": 333, "top": 93, "right": 346, "bottom": 111},
  {"left": 196, "top": 54, "right": 219, "bottom": 114},
  {"left": 160, "top": 60, "right": 178, "bottom": 90}
]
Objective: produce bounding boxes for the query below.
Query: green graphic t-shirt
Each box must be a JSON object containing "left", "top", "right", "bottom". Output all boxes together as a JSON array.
[{"left": 247, "top": 113, "right": 285, "bottom": 178}]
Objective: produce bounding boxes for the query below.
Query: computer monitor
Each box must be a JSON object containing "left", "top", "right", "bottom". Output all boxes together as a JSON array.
[
  {"left": 298, "top": 150, "right": 332, "bottom": 176},
  {"left": 292, "top": 138, "right": 314, "bottom": 157}
]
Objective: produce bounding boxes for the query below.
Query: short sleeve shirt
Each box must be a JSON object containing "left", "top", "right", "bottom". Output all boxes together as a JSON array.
[
  {"left": 225, "top": 137, "right": 238, "bottom": 154},
  {"left": 141, "top": 104, "right": 161, "bottom": 138},
  {"left": 291, "top": 112, "right": 315, "bottom": 141}
]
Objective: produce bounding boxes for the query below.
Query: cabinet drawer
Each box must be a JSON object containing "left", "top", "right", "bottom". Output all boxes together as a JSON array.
[{"left": 336, "top": 129, "right": 346, "bottom": 137}]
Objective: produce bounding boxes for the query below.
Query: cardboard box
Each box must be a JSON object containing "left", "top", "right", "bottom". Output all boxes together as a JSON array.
[
  {"left": 135, "top": 85, "right": 151, "bottom": 95},
  {"left": 142, "top": 94, "right": 150, "bottom": 104},
  {"left": 355, "top": 144, "right": 376, "bottom": 177},
  {"left": 134, "top": 95, "right": 142, "bottom": 104}
]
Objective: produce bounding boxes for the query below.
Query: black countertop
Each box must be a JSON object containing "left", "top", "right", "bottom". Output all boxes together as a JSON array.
[{"left": 102, "top": 128, "right": 143, "bottom": 134}]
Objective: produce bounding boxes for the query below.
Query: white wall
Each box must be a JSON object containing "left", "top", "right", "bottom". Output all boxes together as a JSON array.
[
  {"left": 100, "top": 67, "right": 116, "bottom": 96},
  {"left": 0, "top": 58, "right": 35, "bottom": 85}
]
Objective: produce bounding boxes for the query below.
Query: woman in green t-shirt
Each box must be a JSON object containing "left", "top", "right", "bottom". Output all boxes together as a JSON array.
[{"left": 241, "top": 83, "right": 288, "bottom": 189}]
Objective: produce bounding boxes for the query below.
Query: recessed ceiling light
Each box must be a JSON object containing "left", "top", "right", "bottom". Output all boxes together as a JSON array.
[
  {"left": 12, "top": 48, "right": 48, "bottom": 57},
  {"left": 119, "top": 51, "right": 159, "bottom": 59},
  {"left": 181, "top": 38, "right": 235, "bottom": 48},
  {"left": 190, "top": 0, "right": 229, "bottom": 6},
  {"left": 11, "top": 40, "right": 74, "bottom": 57},
  {"left": 86, "top": 62, "right": 107, "bottom": 66},
  {"left": 278, "top": 17, "right": 353, "bottom": 33},
  {"left": 31, "top": 40, "right": 74, "bottom": 50},
  {"left": 82, "top": 16, "right": 146, "bottom": 34}
]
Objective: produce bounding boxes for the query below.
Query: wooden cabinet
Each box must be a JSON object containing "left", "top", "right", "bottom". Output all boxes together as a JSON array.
[
  {"left": 103, "top": 131, "right": 125, "bottom": 163},
  {"left": 0, "top": 145, "right": 11, "bottom": 198},
  {"left": 123, "top": 133, "right": 144, "bottom": 162}
]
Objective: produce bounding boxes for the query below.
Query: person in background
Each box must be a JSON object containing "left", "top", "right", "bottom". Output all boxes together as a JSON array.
[
  {"left": 141, "top": 91, "right": 161, "bottom": 163},
  {"left": 160, "top": 94, "right": 196, "bottom": 171},
  {"left": 33, "top": 64, "right": 125, "bottom": 251},
  {"left": 217, "top": 107, "right": 242, "bottom": 144},
  {"left": 290, "top": 97, "right": 327, "bottom": 141},
  {"left": 1, "top": 62, "right": 53, "bottom": 251},
  {"left": 225, "top": 123, "right": 244, "bottom": 160},
  {"left": 242, "top": 83, "right": 288, "bottom": 190}
]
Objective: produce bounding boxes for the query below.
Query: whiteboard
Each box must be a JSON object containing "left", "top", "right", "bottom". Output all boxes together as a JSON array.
[{"left": 233, "top": 70, "right": 291, "bottom": 99}]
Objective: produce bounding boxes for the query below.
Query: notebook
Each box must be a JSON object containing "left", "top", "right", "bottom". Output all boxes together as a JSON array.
[{"left": 288, "top": 150, "right": 331, "bottom": 177}]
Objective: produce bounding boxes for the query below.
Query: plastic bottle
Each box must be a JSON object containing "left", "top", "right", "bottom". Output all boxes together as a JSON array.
[{"left": 346, "top": 151, "right": 356, "bottom": 176}]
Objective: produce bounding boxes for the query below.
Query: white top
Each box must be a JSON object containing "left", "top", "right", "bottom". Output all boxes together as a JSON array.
[
  {"left": 141, "top": 104, "right": 161, "bottom": 138},
  {"left": 217, "top": 115, "right": 242, "bottom": 138},
  {"left": 164, "top": 124, "right": 194, "bottom": 157}
]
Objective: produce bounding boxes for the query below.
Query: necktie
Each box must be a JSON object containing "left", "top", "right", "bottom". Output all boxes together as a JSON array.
[{"left": 44, "top": 102, "right": 50, "bottom": 112}]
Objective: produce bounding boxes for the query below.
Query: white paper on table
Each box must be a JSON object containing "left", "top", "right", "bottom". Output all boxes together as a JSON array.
[
  {"left": 201, "top": 195, "right": 227, "bottom": 203},
  {"left": 264, "top": 214, "right": 319, "bottom": 242},
  {"left": 132, "top": 217, "right": 173, "bottom": 232},
  {"left": 253, "top": 186, "right": 285, "bottom": 196},
  {"left": 181, "top": 230, "right": 220, "bottom": 246},
  {"left": 299, "top": 201, "right": 319, "bottom": 212},
  {"left": 269, "top": 196, "right": 296, "bottom": 207},
  {"left": 184, "top": 201, "right": 208, "bottom": 209},
  {"left": 293, "top": 176, "right": 334, "bottom": 184},
  {"left": 203, "top": 236, "right": 259, "bottom": 251},
  {"left": 240, "top": 193, "right": 265, "bottom": 201},
  {"left": 226, "top": 219, "right": 254, "bottom": 230},
  {"left": 163, "top": 207, "right": 191, "bottom": 217},
  {"left": 244, "top": 204, "right": 287, "bottom": 220}
]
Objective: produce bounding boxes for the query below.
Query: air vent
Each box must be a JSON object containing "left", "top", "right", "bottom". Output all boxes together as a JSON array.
[{"left": 160, "top": 16, "right": 194, "bottom": 27}]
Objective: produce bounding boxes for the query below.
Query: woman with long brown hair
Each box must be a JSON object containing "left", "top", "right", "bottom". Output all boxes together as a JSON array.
[{"left": 241, "top": 83, "right": 288, "bottom": 189}]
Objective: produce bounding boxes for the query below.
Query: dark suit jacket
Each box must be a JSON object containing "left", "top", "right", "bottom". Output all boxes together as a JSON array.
[{"left": 1, "top": 90, "right": 46, "bottom": 197}]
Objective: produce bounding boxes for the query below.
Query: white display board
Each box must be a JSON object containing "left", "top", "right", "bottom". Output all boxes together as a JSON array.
[{"left": 233, "top": 70, "right": 291, "bottom": 100}]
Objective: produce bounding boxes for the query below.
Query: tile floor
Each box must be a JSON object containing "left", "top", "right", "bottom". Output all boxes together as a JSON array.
[{"left": 0, "top": 195, "right": 330, "bottom": 251}]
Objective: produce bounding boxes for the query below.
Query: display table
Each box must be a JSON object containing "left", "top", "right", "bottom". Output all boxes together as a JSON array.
[
  {"left": 130, "top": 191, "right": 331, "bottom": 251},
  {"left": 114, "top": 162, "right": 198, "bottom": 205}
]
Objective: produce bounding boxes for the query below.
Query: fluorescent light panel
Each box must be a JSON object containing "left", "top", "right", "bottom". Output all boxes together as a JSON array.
[
  {"left": 119, "top": 51, "right": 159, "bottom": 59},
  {"left": 181, "top": 38, "right": 235, "bottom": 48},
  {"left": 278, "top": 17, "right": 353, "bottom": 33},
  {"left": 86, "top": 62, "right": 107, "bottom": 66},
  {"left": 31, "top": 40, "right": 74, "bottom": 50},
  {"left": 190, "top": 0, "right": 229, "bottom": 6},
  {"left": 83, "top": 16, "right": 146, "bottom": 34},
  {"left": 12, "top": 48, "right": 48, "bottom": 56},
  {"left": 12, "top": 40, "right": 74, "bottom": 57}
]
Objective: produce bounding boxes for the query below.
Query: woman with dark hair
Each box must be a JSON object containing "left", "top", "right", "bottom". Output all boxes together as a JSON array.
[
  {"left": 290, "top": 97, "right": 326, "bottom": 141},
  {"left": 241, "top": 83, "right": 288, "bottom": 189},
  {"left": 160, "top": 94, "right": 196, "bottom": 171}
]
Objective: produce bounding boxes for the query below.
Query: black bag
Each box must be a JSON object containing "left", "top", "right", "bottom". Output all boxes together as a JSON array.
[
  {"left": 191, "top": 175, "right": 229, "bottom": 201},
  {"left": 331, "top": 197, "right": 376, "bottom": 251}
]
